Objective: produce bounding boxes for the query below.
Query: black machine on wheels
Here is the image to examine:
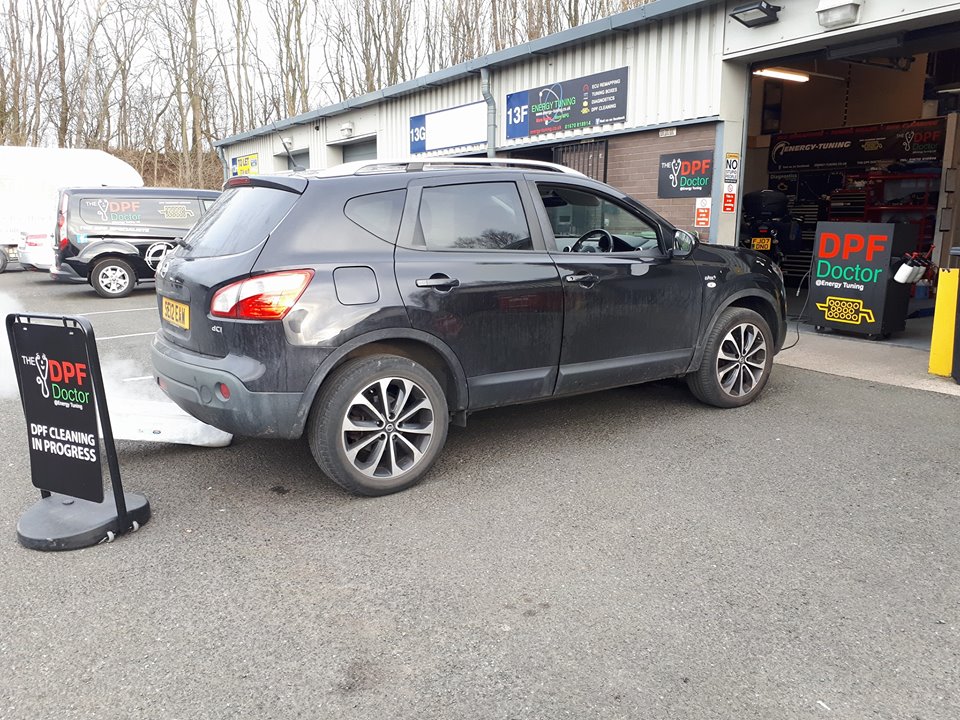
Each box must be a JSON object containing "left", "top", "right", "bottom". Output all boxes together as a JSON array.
[{"left": 739, "top": 189, "right": 801, "bottom": 266}]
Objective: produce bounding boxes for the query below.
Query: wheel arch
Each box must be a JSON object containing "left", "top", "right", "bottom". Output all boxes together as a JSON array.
[
  {"left": 688, "top": 289, "right": 782, "bottom": 373},
  {"left": 293, "top": 328, "right": 469, "bottom": 438},
  {"left": 88, "top": 252, "right": 140, "bottom": 281}
]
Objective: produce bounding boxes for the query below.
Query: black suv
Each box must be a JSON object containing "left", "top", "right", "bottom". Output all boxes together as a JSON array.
[
  {"left": 152, "top": 159, "right": 786, "bottom": 495},
  {"left": 51, "top": 187, "right": 220, "bottom": 298}
]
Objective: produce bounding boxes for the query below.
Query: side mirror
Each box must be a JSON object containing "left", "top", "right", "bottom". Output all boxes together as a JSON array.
[{"left": 670, "top": 229, "right": 699, "bottom": 258}]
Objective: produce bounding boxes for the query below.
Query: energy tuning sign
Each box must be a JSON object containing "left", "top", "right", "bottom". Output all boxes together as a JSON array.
[{"left": 505, "top": 67, "right": 629, "bottom": 140}]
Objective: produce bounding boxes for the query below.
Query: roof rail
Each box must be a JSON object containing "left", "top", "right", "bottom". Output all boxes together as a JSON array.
[{"left": 308, "top": 157, "right": 587, "bottom": 178}]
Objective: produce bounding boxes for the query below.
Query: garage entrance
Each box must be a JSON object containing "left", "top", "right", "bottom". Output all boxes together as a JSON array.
[{"left": 741, "top": 23, "right": 960, "bottom": 346}]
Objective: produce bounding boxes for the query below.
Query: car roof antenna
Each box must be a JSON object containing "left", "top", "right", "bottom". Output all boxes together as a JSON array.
[{"left": 273, "top": 121, "right": 305, "bottom": 172}]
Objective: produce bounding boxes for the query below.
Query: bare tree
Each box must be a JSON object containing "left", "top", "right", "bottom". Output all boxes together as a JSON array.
[
  {"left": 265, "top": 0, "right": 317, "bottom": 117},
  {"left": 323, "top": 0, "right": 421, "bottom": 102},
  {"left": 0, "top": 0, "right": 49, "bottom": 145}
]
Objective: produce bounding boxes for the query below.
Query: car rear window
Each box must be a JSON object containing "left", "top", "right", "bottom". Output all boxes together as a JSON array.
[
  {"left": 79, "top": 197, "right": 202, "bottom": 229},
  {"left": 179, "top": 187, "right": 298, "bottom": 258},
  {"left": 344, "top": 189, "right": 405, "bottom": 242}
]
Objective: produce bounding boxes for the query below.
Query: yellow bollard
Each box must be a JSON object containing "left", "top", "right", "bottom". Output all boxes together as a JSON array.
[{"left": 929, "top": 269, "right": 959, "bottom": 376}]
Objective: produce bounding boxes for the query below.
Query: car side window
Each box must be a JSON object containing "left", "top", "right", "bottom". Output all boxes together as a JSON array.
[
  {"left": 345, "top": 189, "right": 406, "bottom": 243},
  {"left": 417, "top": 182, "right": 533, "bottom": 251},
  {"left": 537, "top": 183, "right": 661, "bottom": 254}
]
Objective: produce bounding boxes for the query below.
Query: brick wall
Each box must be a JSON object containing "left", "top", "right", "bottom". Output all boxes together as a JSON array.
[{"left": 606, "top": 123, "right": 718, "bottom": 241}]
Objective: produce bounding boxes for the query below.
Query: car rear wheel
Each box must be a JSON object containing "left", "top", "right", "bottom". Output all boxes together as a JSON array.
[
  {"left": 687, "top": 307, "right": 773, "bottom": 408},
  {"left": 307, "top": 355, "right": 449, "bottom": 496},
  {"left": 92, "top": 258, "right": 135, "bottom": 298}
]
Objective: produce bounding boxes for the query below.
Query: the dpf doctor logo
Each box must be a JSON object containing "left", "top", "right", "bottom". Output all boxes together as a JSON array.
[
  {"left": 21, "top": 352, "right": 92, "bottom": 408},
  {"left": 658, "top": 150, "right": 713, "bottom": 199},
  {"left": 668, "top": 158, "right": 682, "bottom": 188}
]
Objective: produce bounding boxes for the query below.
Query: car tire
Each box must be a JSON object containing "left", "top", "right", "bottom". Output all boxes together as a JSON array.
[
  {"left": 91, "top": 258, "right": 136, "bottom": 298},
  {"left": 307, "top": 355, "right": 449, "bottom": 496},
  {"left": 0, "top": 249, "right": 8, "bottom": 274},
  {"left": 687, "top": 307, "right": 773, "bottom": 408}
]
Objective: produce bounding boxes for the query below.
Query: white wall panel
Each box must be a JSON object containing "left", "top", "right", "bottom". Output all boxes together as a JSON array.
[{"left": 222, "top": 3, "right": 726, "bottom": 163}]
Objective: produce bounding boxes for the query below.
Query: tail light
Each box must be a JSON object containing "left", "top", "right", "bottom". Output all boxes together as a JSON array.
[
  {"left": 210, "top": 269, "right": 314, "bottom": 320},
  {"left": 58, "top": 194, "right": 68, "bottom": 245}
]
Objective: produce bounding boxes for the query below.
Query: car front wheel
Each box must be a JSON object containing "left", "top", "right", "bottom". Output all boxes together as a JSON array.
[
  {"left": 92, "top": 258, "right": 136, "bottom": 298},
  {"left": 687, "top": 307, "right": 773, "bottom": 408},
  {"left": 307, "top": 355, "right": 449, "bottom": 496}
]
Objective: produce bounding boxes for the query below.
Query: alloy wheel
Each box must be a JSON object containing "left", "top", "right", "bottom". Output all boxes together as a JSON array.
[
  {"left": 340, "top": 376, "right": 435, "bottom": 479},
  {"left": 715, "top": 322, "right": 767, "bottom": 398},
  {"left": 98, "top": 265, "right": 130, "bottom": 294}
]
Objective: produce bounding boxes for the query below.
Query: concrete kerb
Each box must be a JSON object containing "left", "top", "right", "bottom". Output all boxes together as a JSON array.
[{"left": 774, "top": 331, "right": 960, "bottom": 398}]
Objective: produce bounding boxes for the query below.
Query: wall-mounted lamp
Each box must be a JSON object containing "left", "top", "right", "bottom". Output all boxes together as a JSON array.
[
  {"left": 339, "top": 122, "right": 354, "bottom": 138},
  {"left": 753, "top": 67, "right": 810, "bottom": 83},
  {"left": 729, "top": 0, "right": 781, "bottom": 28},
  {"left": 281, "top": 136, "right": 293, "bottom": 149},
  {"left": 816, "top": 0, "right": 863, "bottom": 30}
]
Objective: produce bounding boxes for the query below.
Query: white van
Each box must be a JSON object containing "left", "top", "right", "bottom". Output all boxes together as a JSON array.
[{"left": 0, "top": 147, "right": 144, "bottom": 273}]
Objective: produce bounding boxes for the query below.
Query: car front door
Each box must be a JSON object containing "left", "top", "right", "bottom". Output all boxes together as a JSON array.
[
  {"left": 394, "top": 178, "right": 564, "bottom": 410},
  {"left": 530, "top": 180, "right": 703, "bottom": 396}
]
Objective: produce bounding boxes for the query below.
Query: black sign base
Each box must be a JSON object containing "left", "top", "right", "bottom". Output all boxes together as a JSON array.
[{"left": 17, "top": 492, "right": 151, "bottom": 551}]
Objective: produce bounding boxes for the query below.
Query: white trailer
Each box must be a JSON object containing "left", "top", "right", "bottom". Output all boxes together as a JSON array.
[{"left": 0, "top": 147, "right": 143, "bottom": 272}]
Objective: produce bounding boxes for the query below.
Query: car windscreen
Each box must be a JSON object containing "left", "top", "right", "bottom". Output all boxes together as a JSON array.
[
  {"left": 178, "top": 187, "right": 298, "bottom": 258},
  {"left": 78, "top": 197, "right": 202, "bottom": 229}
]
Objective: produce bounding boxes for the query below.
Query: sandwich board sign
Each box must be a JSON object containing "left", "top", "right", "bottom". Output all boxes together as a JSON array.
[{"left": 6, "top": 313, "right": 150, "bottom": 550}]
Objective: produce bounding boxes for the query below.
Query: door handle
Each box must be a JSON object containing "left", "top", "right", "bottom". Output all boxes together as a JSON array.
[
  {"left": 416, "top": 275, "right": 460, "bottom": 290},
  {"left": 565, "top": 272, "right": 599, "bottom": 285}
]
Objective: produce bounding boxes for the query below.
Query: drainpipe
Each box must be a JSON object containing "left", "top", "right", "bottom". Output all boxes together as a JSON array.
[
  {"left": 480, "top": 67, "right": 496, "bottom": 158},
  {"left": 215, "top": 144, "right": 229, "bottom": 185}
]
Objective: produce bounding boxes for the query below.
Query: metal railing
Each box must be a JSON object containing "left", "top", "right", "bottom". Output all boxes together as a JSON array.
[{"left": 309, "top": 157, "right": 587, "bottom": 178}]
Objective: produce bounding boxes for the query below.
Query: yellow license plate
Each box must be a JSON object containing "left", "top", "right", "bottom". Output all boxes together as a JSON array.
[
  {"left": 751, "top": 237, "right": 772, "bottom": 251},
  {"left": 161, "top": 297, "right": 190, "bottom": 330}
]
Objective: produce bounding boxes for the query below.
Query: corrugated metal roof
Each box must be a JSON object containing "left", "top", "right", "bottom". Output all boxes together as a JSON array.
[{"left": 216, "top": 0, "right": 717, "bottom": 147}]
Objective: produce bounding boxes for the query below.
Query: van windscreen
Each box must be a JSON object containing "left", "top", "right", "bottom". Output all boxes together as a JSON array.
[
  {"left": 179, "top": 187, "right": 297, "bottom": 258},
  {"left": 79, "top": 197, "right": 202, "bottom": 229}
]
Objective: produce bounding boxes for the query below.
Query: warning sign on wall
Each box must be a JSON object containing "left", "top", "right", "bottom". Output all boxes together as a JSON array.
[
  {"left": 694, "top": 198, "right": 712, "bottom": 228},
  {"left": 722, "top": 190, "right": 737, "bottom": 213},
  {"left": 724, "top": 153, "right": 740, "bottom": 184}
]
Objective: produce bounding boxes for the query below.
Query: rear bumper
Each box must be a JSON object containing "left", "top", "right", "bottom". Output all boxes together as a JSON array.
[
  {"left": 50, "top": 262, "right": 85, "bottom": 283},
  {"left": 18, "top": 248, "right": 55, "bottom": 271},
  {"left": 151, "top": 334, "right": 305, "bottom": 439}
]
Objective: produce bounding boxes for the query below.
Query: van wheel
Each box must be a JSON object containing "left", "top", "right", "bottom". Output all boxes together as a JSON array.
[
  {"left": 0, "top": 249, "right": 8, "bottom": 274},
  {"left": 307, "top": 355, "right": 449, "bottom": 496},
  {"left": 92, "top": 258, "right": 135, "bottom": 298},
  {"left": 687, "top": 307, "right": 773, "bottom": 408}
]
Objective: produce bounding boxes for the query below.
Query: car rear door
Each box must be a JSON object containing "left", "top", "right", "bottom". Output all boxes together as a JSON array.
[
  {"left": 529, "top": 179, "right": 703, "bottom": 396},
  {"left": 393, "top": 176, "right": 564, "bottom": 409}
]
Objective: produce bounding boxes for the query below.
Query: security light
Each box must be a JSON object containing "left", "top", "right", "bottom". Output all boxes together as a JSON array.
[
  {"left": 816, "top": 0, "right": 863, "bottom": 29},
  {"left": 730, "top": 1, "right": 781, "bottom": 28}
]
